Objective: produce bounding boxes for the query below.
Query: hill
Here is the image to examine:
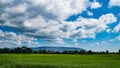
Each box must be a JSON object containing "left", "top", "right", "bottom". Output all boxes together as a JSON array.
[{"left": 32, "top": 46, "right": 85, "bottom": 52}]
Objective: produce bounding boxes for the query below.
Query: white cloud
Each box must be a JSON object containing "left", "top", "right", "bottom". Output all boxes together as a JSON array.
[
  {"left": 4, "top": 4, "right": 28, "bottom": 14},
  {"left": 106, "top": 29, "right": 111, "bottom": 33},
  {"left": 91, "top": 2, "right": 102, "bottom": 9},
  {"left": 0, "top": 0, "right": 13, "bottom": 4},
  {"left": 21, "top": 13, "right": 116, "bottom": 44},
  {"left": 70, "top": 13, "right": 116, "bottom": 39},
  {"left": 109, "top": 0, "right": 120, "bottom": 7},
  {"left": 99, "top": 13, "right": 117, "bottom": 24},
  {"left": 0, "top": 0, "right": 118, "bottom": 46},
  {"left": 0, "top": 30, "right": 38, "bottom": 47},
  {"left": 26, "top": 0, "right": 90, "bottom": 20},
  {"left": 87, "top": 11, "right": 93, "bottom": 16},
  {"left": 113, "top": 23, "right": 120, "bottom": 32},
  {"left": 115, "top": 35, "right": 120, "bottom": 41}
]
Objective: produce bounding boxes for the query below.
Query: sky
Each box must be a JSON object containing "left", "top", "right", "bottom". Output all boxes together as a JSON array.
[{"left": 0, "top": 0, "right": 120, "bottom": 52}]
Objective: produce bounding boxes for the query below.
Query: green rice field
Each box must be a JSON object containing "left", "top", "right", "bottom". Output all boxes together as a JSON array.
[{"left": 0, "top": 54, "right": 120, "bottom": 68}]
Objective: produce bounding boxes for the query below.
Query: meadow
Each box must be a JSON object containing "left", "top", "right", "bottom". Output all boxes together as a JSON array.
[{"left": 0, "top": 54, "right": 120, "bottom": 68}]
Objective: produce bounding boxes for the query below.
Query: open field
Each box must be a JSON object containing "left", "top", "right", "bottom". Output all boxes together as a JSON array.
[{"left": 0, "top": 54, "right": 120, "bottom": 68}]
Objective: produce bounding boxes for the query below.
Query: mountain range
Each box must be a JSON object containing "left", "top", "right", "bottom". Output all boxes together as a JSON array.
[{"left": 32, "top": 46, "right": 85, "bottom": 52}]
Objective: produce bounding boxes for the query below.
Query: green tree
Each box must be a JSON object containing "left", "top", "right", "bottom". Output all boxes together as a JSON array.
[
  {"left": 21, "top": 46, "right": 33, "bottom": 54},
  {"left": 106, "top": 50, "right": 109, "bottom": 54},
  {"left": 0, "top": 48, "right": 3, "bottom": 53},
  {"left": 3, "top": 48, "right": 10, "bottom": 53},
  {"left": 87, "top": 50, "right": 92, "bottom": 54},
  {"left": 26, "top": 48, "right": 32, "bottom": 53}
]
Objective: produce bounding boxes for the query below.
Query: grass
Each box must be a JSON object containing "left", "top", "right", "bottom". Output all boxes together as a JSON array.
[{"left": 0, "top": 54, "right": 120, "bottom": 68}]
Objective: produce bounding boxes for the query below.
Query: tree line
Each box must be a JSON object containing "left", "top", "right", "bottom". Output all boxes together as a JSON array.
[{"left": 0, "top": 46, "right": 120, "bottom": 54}]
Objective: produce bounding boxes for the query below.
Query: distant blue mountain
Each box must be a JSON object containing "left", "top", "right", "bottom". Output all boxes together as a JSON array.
[{"left": 32, "top": 46, "right": 85, "bottom": 52}]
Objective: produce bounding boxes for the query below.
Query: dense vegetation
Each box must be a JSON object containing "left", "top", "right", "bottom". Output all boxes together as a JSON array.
[
  {"left": 0, "top": 46, "right": 120, "bottom": 68},
  {"left": 0, "top": 54, "right": 120, "bottom": 68},
  {"left": 0, "top": 46, "right": 120, "bottom": 54}
]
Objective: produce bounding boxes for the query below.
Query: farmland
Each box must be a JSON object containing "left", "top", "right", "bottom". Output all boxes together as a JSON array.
[{"left": 0, "top": 54, "right": 120, "bottom": 68}]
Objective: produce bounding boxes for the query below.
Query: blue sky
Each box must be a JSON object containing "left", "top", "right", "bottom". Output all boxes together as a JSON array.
[{"left": 0, "top": 0, "right": 120, "bottom": 52}]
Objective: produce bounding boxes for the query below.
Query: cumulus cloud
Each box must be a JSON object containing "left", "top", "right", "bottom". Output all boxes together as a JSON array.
[
  {"left": 4, "top": 4, "right": 28, "bottom": 14},
  {"left": 70, "top": 13, "right": 116, "bottom": 40},
  {"left": 0, "top": 0, "right": 118, "bottom": 47},
  {"left": 91, "top": 1, "right": 102, "bottom": 9},
  {"left": 26, "top": 0, "right": 91, "bottom": 20},
  {"left": 87, "top": 11, "right": 93, "bottom": 16},
  {"left": 106, "top": 29, "right": 111, "bottom": 33},
  {"left": 109, "top": 0, "right": 120, "bottom": 7},
  {"left": 0, "top": 0, "right": 14, "bottom": 4},
  {"left": 113, "top": 23, "right": 120, "bottom": 32},
  {"left": 115, "top": 35, "right": 120, "bottom": 41},
  {"left": 0, "top": 30, "right": 38, "bottom": 47}
]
